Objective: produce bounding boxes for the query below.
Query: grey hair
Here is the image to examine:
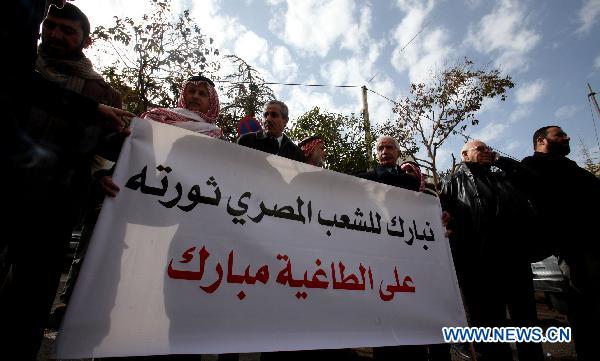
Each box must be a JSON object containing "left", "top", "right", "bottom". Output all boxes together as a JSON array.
[
  {"left": 265, "top": 100, "right": 289, "bottom": 121},
  {"left": 376, "top": 135, "right": 400, "bottom": 150}
]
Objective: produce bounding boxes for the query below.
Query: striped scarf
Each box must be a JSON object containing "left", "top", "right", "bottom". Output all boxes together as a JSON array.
[{"left": 36, "top": 46, "right": 104, "bottom": 93}]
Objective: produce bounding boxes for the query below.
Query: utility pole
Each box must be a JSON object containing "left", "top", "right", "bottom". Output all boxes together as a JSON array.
[
  {"left": 247, "top": 67, "right": 255, "bottom": 117},
  {"left": 362, "top": 85, "right": 373, "bottom": 163},
  {"left": 588, "top": 83, "right": 600, "bottom": 118},
  {"left": 587, "top": 83, "right": 600, "bottom": 151}
]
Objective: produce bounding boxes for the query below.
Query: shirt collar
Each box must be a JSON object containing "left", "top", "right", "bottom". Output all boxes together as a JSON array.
[{"left": 275, "top": 134, "right": 284, "bottom": 146}]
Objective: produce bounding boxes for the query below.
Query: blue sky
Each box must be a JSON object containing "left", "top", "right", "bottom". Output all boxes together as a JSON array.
[{"left": 77, "top": 0, "right": 600, "bottom": 171}]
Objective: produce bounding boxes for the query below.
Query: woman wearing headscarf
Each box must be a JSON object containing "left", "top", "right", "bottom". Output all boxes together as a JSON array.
[{"left": 141, "top": 74, "right": 222, "bottom": 138}]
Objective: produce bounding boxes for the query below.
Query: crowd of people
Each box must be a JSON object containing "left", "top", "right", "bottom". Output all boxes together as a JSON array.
[{"left": 1, "top": 2, "right": 599, "bottom": 361}]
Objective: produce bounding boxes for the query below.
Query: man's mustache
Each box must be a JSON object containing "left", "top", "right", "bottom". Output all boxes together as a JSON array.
[{"left": 43, "top": 39, "right": 69, "bottom": 49}]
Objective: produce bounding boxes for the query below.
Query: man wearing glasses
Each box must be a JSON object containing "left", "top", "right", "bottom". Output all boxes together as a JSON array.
[
  {"left": 237, "top": 100, "right": 305, "bottom": 162},
  {"left": 441, "top": 139, "right": 544, "bottom": 361}
]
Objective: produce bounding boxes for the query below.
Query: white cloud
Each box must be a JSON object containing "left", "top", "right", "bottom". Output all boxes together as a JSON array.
[
  {"left": 341, "top": 4, "right": 373, "bottom": 53},
  {"left": 595, "top": 53, "right": 600, "bottom": 69},
  {"left": 369, "top": 77, "right": 398, "bottom": 127},
  {"left": 505, "top": 140, "right": 521, "bottom": 152},
  {"left": 478, "top": 98, "right": 500, "bottom": 114},
  {"left": 319, "top": 38, "right": 392, "bottom": 126},
  {"left": 390, "top": 0, "right": 452, "bottom": 83},
  {"left": 287, "top": 49, "right": 396, "bottom": 130},
  {"left": 465, "top": 0, "right": 541, "bottom": 72},
  {"left": 321, "top": 60, "right": 350, "bottom": 86},
  {"left": 470, "top": 122, "right": 508, "bottom": 143},
  {"left": 509, "top": 106, "right": 531, "bottom": 123},
  {"left": 464, "top": 0, "right": 482, "bottom": 9},
  {"left": 320, "top": 42, "right": 382, "bottom": 85},
  {"left": 186, "top": 1, "right": 300, "bottom": 89},
  {"left": 269, "top": 0, "right": 357, "bottom": 57},
  {"left": 234, "top": 31, "right": 269, "bottom": 66},
  {"left": 577, "top": 0, "right": 600, "bottom": 34},
  {"left": 284, "top": 84, "right": 343, "bottom": 124},
  {"left": 554, "top": 105, "right": 579, "bottom": 119},
  {"left": 515, "top": 79, "right": 545, "bottom": 104},
  {"left": 271, "top": 46, "right": 298, "bottom": 82}
]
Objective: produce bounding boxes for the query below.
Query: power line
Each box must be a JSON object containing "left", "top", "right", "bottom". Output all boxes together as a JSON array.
[
  {"left": 214, "top": 79, "right": 361, "bottom": 88},
  {"left": 367, "top": 88, "right": 398, "bottom": 105},
  {"left": 398, "top": 24, "right": 427, "bottom": 53},
  {"left": 365, "top": 85, "right": 519, "bottom": 161},
  {"left": 397, "top": 14, "right": 437, "bottom": 54},
  {"left": 217, "top": 77, "right": 520, "bottom": 160}
]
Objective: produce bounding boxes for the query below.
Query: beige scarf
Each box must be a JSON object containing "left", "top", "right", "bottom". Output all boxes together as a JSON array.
[{"left": 36, "top": 46, "right": 105, "bottom": 93}]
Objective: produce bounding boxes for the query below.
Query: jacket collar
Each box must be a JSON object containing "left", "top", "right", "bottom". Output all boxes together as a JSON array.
[
  {"left": 257, "top": 130, "right": 290, "bottom": 145},
  {"left": 375, "top": 164, "right": 399, "bottom": 176}
]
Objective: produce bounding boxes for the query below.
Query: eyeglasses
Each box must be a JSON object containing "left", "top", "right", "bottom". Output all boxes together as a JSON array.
[{"left": 466, "top": 145, "right": 492, "bottom": 152}]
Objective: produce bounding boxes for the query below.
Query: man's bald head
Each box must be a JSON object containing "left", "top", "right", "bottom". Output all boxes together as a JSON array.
[{"left": 461, "top": 140, "right": 494, "bottom": 165}]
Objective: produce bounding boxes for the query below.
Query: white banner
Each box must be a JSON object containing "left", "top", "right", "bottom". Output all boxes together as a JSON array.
[{"left": 54, "top": 118, "right": 466, "bottom": 359}]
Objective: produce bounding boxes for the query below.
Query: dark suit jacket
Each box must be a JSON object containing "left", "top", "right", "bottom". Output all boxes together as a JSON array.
[
  {"left": 237, "top": 131, "right": 305, "bottom": 162},
  {"left": 357, "top": 165, "right": 420, "bottom": 191}
]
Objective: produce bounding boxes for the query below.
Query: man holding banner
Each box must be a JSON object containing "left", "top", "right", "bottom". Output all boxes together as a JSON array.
[
  {"left": 53, "top": 117, "right": 466, "bottom": 359},
  {"left": 358, "top": 135, "right": 442, "bottom": 360},
  {"left": 357, "top": 135, "right": 419, "bottom": 192},
  {"left": 237, "top": 100, "right": 305, "bottom": 162}
]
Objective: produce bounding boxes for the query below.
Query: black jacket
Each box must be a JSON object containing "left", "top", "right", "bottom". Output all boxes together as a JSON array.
[
  {"left": 237, "top": 131, "right": 305, "bottom": 162},
  {"left": 440, "top": 160, "right": 537, "bottom": 278},
  {"left": 520, "top": 152, "right": 600, "bottom": 259},
  {"left": 356, "top": 165, "right": 420, "bottom": 191}
]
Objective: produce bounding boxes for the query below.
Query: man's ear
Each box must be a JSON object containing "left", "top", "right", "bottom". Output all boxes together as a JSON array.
[
  {"left": 83, "top": 36, "right": 92, "bottom": 49},
  {"left": 461, "top": 151, "right": 468, "bottom": 161}
]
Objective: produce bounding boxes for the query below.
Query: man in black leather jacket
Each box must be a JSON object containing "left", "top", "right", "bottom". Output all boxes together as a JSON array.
[{"left": 441, "top": 139, "right": 543, "bottom": 361}]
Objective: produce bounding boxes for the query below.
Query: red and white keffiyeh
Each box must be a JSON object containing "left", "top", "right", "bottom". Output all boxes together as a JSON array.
[
  {"left": 141, "top": 80, "right": 222, "bottom": 138},
  {"left": 300, "top": 137, "right": 324, "bottom": 159}
]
